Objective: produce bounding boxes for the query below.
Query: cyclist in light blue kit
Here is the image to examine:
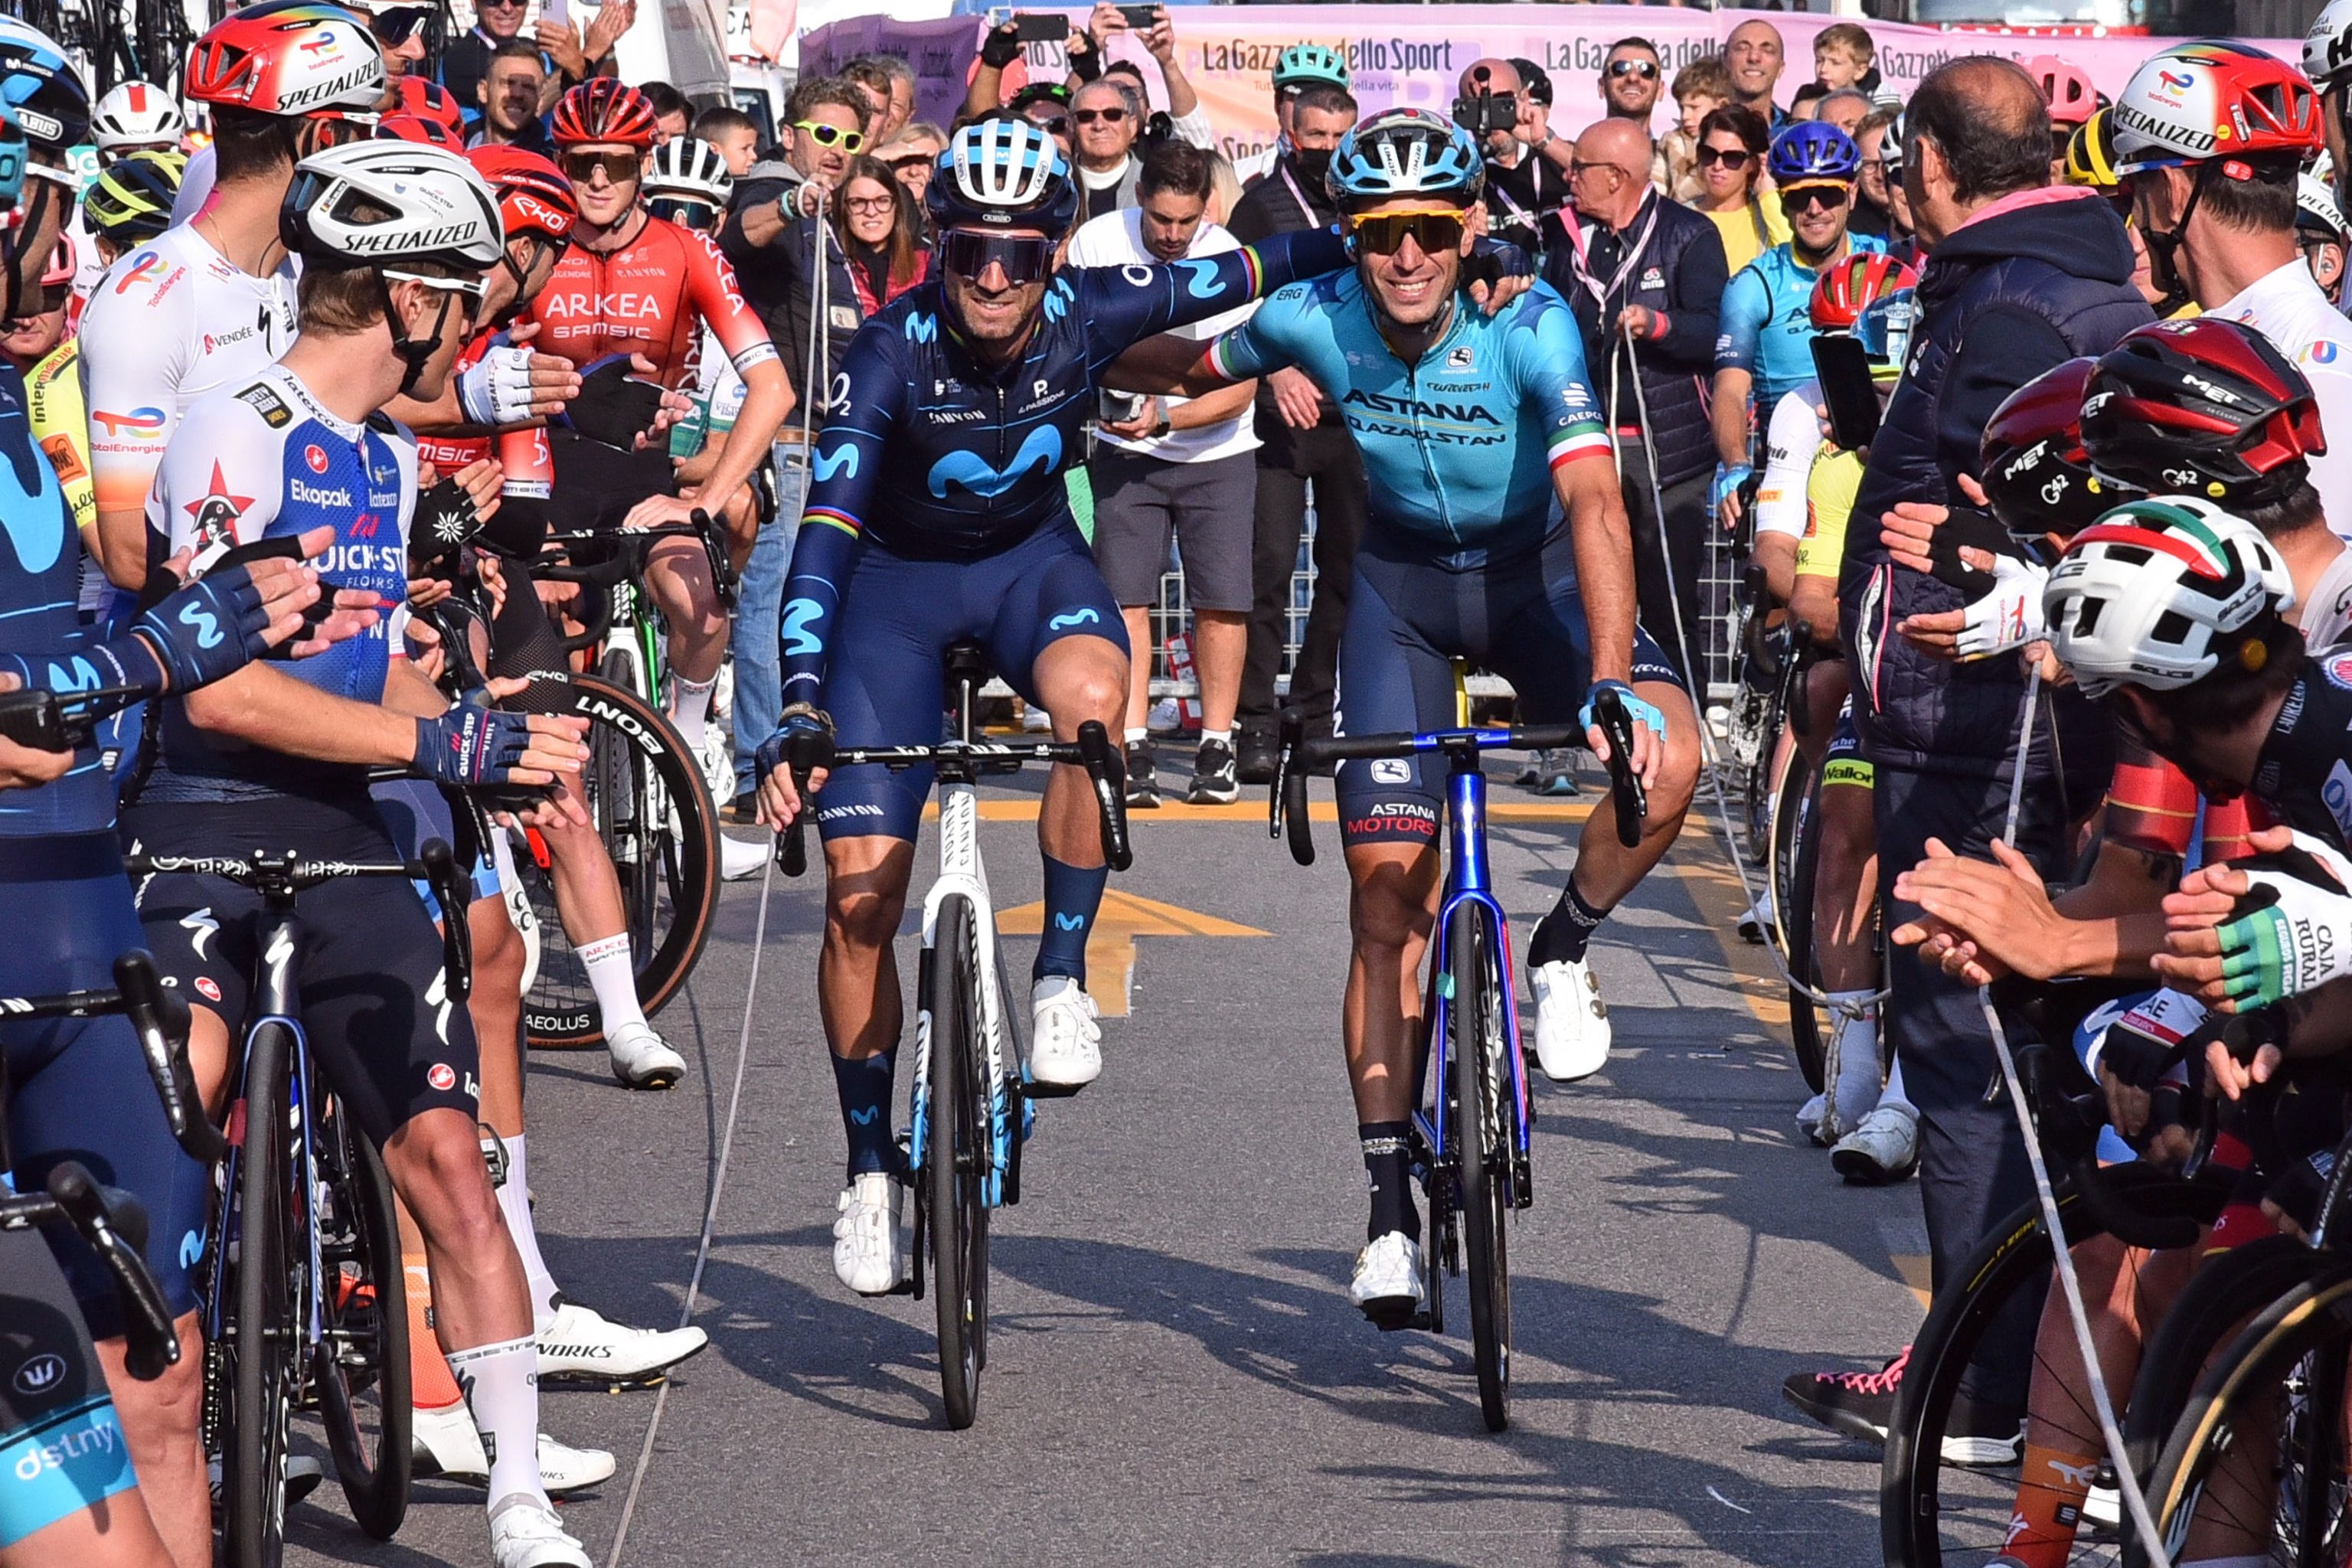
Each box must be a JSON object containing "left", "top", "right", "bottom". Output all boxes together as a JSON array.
[{"left": 1113, "top": 108, "right": 1700, "bottom": 1319}]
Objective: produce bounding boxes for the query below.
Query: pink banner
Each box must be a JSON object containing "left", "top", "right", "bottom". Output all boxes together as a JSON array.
[{"left": 801, "top": 5, "right": 2301, "bottom": 166}]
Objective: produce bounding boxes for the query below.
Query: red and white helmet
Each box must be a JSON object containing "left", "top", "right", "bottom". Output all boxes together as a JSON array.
[
  {"left": 281, "top": 139, "right": 503, "bottom": 271},
  {"left": 2044, "top": 496, "right": 2295, "bottom": 698},
  {"left": 2028, "top": 54, "right": 2098, "bottom": 129},
  {"left": 2111, "top": 41, "right": 2322, "bottom": 177},
  {"left": 90, "top": 80, "right": 185, "bottom": 153},
  {"left": 186, "top": 0, "right": 385, "bottom": 119}
]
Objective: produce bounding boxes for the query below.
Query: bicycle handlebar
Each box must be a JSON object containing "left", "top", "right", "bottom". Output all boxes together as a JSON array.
[
  {"left": 534, "top": 511, "right": 737, "bottom": 653},
  {"left": 0, "top": 684, "right": 148, "bottom": 753},
  {"left": 1, "top": 1164, "right": 180, "bottom": 1381},
  {"left": 0, "top": 952, "right": 225, "bottom": 1165},
  {"left": 1271, "top": 717, "right": 1599, "bottom": 867}
]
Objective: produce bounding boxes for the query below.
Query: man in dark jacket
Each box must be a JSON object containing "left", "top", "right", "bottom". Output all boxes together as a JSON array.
[
  {"left": 1787, "top": 57, "right": 2152, "bottom": 1451},
  {"left": 1224, "top": 82, "right": 1363, "bottom": 779},
  {"left": 1549, "top": 116, "right": 1726, "bottom": 688}
]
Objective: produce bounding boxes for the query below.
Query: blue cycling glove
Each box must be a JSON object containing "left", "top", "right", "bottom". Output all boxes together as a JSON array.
[
  {"left": 0, "top": 563, "right": 276, "bottom": 701},
  {"left": 1579, "top": 678, "right": 1666, "bottom": 741},
  {"left": 1710, "top": 462, "right": 1753, "bottom": 514},
  {"left": 755, "top": 703, "right": 835, "bottom": 785},
  {"left": 413, "top": 693, "right": 542, "bottom": 789}
]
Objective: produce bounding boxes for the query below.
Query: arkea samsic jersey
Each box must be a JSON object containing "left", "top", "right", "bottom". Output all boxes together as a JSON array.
[
  {"left": 521, "top": 212, "right": 776, "bottom": 391},
  {"left": 139, "top": 363, "right": 415, "bottom": 806}
]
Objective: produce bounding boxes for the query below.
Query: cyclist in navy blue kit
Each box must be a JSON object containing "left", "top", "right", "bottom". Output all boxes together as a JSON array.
[
  {"left": 750, "top": 117, "right": 1455, "bottom": 1298},
  {"left": 1110, "top": 108, "right": 1701, "bottom": 1321}
]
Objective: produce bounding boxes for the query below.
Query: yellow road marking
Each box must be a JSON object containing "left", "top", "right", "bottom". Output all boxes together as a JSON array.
[
  {"left": 1668, "top": 850, "right": 1792, "bottom": 1030},
  {"left": 997, "top": 890, "right": 1269, "bottom": 1018},
  {"left": 923, "top": 800, "right": 1594, "bottom": 822}
]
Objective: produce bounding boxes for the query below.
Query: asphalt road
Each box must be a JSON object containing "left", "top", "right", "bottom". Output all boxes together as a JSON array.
[{"left": 286, "top": 764, "right": 1923, "bottom": 1568}]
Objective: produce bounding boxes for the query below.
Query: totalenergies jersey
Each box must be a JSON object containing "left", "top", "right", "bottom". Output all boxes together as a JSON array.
[
  {"left": 521, "top": 212, "right": 776, "bottom": 391},
  {"left": 77, "top": 223, "right": 297, "bottom": 528}
]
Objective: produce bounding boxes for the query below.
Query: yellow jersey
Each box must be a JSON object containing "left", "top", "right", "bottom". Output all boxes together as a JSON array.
[
  {"left": 25, "top": 337, "right": 93, "bottom": 541},
  {"left": 1795, "top": 444, "right": 1864, "bottom": 582}
]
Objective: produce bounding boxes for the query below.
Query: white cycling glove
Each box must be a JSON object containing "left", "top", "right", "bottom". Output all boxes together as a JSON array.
[
  {"left": 2215, "top": 831, "right": 2352, "bottom": 1008},
  {"left": 455, "top": 345, "right": 541, "bottom": 430},
  {"left": 1954, "top": 552, "right": 2050, "bottom": 661}
]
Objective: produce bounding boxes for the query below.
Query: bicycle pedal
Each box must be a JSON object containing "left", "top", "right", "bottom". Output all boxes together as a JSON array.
[
  {"left": 1022, "top": 1080, "right": 1084, "bottom": 1100},
  {"left": 1360, "top": 1302, "right": 1427, "bottom": 1333},
  {"left": 884, "top": 1278, "right": 917, "bottom": 1296}
]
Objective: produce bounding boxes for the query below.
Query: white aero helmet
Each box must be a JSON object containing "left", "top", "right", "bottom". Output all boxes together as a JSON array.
[
  {"left": 90, "top": 80, "right": 183, "bottom": 154},
  {"left": 2310, "top": 0, "right": 2352, "bottom": 93},
  {"left": 2043, "top": 496, "right": 2296, "bottom": 699},
  {"left": 280, "top": 139, "right": 504, "bottom": 272},
  {"left": 643, "top": 134, "right": 734, "bottom": 207}
]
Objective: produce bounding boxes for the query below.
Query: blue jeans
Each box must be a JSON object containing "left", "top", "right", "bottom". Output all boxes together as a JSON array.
[{"left": 731, "top": 448, "right": 805, "bottom": 796}]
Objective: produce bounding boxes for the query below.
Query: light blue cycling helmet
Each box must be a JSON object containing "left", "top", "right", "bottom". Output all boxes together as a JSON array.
[
  {"left": 1769, "top": 120, "right": 1860, "bottom": 184},
  {"left": 1326, "top": 107, "right": 1484, "bottom": 212},
  {"left": 0, "top": 16, "right": 87, "bottom": 149},
  {"left": 1274, "top": 44, "right": 1349, "bottom": 91}
]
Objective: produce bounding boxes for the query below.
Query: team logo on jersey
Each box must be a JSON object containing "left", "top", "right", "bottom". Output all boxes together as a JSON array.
[
  {"left": 113, "top": 253, "right": 167, "bottom": 296},
  {"left": 183, "top": 462, "right": 255, "bottom": 549},
  {"left": 1446, "top": 346, "right": 1474, "bottom": 371},
  {"left": 927, "top": 426, "right": 1062, "bottom": 499},
  {"left": 235, "top": 384, "right": 293, "bottom": 429},
  {"left": 2311, "top": 340, "right": 2343, "bottom": 366},
  {"left": 1640, "top": 266, "right": 1664, "bottom": 290},
  {"left": 91, "top": 407, "right": 166, "bottom": 439},
  {"left": 194, "top": 976, "right": 221, "bottom": 1003},
  {"left": 427, "top": 1063, "right": 457, "bottom": 1092},
  {"left": 305, "top": 444, "right": 328, "bottom": 474},
  {"left": 2328, "top": 652, "right": 2352, "bottom": 692}
]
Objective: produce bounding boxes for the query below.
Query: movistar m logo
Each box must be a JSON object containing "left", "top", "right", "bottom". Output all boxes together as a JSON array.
[
  {"left": 41, "top": 655, "right": 103, "bottom": 694},
  {"left": 904, "top": 312, "right": 937, "bottom": 344},
  {"left": 1047, "top": 607, "right": 1099, "bottom": 631},
  {"left": 781, "top": 599, "right": 825, "bottom": 656},
  {"left": 813, "top": 443, "right": 858, "bottom": 482},
  {"left": 1172, "top": 258, "right": 1227, "bottom": 301},
  {"left": 926, "top": 426, "right": 1061, "bottom": 499},
  {"left": 178, "top": 603, "right": 223, "bottom": 649},
  {"left": 1052, "top": 913, "right": 1085, "bottom": 930}
]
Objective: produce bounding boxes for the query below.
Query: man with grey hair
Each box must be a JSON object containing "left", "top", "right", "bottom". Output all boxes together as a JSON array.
[
  {"left": 1073, "top": 75, "right": 1149, "bottom": 219},
  {"left": 1815, "top": 86, "right": 1872, "bottom": 139}
]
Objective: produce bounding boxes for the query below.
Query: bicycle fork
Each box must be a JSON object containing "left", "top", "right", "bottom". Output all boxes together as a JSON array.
[{"left": 909, "top": 783, "right": 1024, "bottom": 1212}]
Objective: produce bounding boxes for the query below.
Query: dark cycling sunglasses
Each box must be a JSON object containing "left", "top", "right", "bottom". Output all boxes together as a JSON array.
[
  {"left": 560, "top": 148, "right": 642, "bottom": 186},
  {"left": 371, "top": 5, "right": 433, "bottom": 45},
  {"left": 648, "top": 196, "right": 718, "bottom": 230},
  {"left": 939, "top": 228, "right": 1056, "bottom": 286},
  {"left": 1348, "top": 208, "right": 1464, "bottom": 257},
  {"left": 1697, "top": 145, "right": 1752, "bottom": 169},
  {"left": 1784, "top": 182, "right": 1850, "bottom": 211},
  {"left": 1027, "top": 113, "right": 1072, "bottom": 137},
  {"left": 1609, "top": 59, "right": 1659, "bottom": 80},
  {"left": 1073, "top": 106, "right": 1129, "bottom": 125}
]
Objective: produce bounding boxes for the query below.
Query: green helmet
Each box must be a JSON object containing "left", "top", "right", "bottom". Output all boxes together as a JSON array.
[{"left": 1274, "top": 44, "right": 1348, "bottom": 91}]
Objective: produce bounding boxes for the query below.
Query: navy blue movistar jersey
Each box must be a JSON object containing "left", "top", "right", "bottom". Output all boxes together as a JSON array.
[
  {"left": 1716, "top": 236, "right": 1887, "bottom": 411},
  {"left": 777, "top": 224, "right": 1348, "bottom": 704},
  {"left": 0, "top": 364, "right": 116, "bottom": 838}
]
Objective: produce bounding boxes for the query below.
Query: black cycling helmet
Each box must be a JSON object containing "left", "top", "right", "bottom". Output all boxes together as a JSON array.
[
  {"left": 2079, "top": 317, "right": 2326, "bottom": 508},
  {"left": 1980, "top": 358, "right": 2135, "bottom": 539}
]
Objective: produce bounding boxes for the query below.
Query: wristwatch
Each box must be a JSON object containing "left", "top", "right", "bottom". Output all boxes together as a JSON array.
[{"left": 1150, "top": 411, "right": 1171, "bottom": 438}]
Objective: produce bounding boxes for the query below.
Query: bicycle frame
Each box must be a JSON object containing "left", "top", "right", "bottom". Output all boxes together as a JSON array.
[{"left": 909, "top": 773, "right": 1021, "bottom": 1210}]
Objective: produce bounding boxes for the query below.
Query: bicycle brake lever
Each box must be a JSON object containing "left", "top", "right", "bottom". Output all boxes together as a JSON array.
[
  {"left": 47, "top": 1161, "right": 178, "bottom": 1381},
  {"left": 419, "top": 839, "right": 474, "bottom": 1004},
  {"left": 1075, "top": 720, "right": 1132, "bottom": 872},
  {"left": 114, "top": 950, "right": 224, "bottom": 1165},
  {"left": 1592, "top": 690, "right": 1646, "bottom": 850}
]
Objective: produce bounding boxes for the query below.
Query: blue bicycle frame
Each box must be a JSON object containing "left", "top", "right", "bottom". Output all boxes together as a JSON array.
[{"left": 1419, "top": 754, "right": 1534, "bottom": 1192}]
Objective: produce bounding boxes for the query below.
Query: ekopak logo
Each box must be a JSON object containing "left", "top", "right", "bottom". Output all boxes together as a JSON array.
[{"left": 90, "top": 407, "right": 166, "bottom": 439}]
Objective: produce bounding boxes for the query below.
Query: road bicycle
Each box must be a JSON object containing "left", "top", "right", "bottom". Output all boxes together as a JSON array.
[
  {"left": 781, "top": 639, "right": 1131, "bottom": 1431},
  {"left": 125, "top": 843, "right": 472, "bottom": 1568},
  {"left": 1269, "top": 692, "right": 1648, "bottom": 1432}
]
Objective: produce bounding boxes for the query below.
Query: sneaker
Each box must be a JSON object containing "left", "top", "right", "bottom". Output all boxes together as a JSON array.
[
  {"left": 1027, "top": 975, "right": 1102, "bottom": 1091},
  {"left": 1831, "top": 1104, "right": 1920, "bottom": 1185},
  {"left": 1021, "top": 703, "right": 1054, "bottom": 733},
  {"left": 1528, "top": 955, "right": 1610, "bottom": 1081},
  {"left": 1736, "top": 887, "right": 1775, "bottom": 945},
  {"left": 1940, "top": 1396, "right": 2027, "bottom": 1467},
  {"left": 1146, "top": 696, "right": 1184, "bottom": 734},
  {"left": 832, "top": 1172, "right": 905, "bottom": 1295},
  {"left": 1236, "top": 730, "right": 1279, "bottom": 786},
  {"left": 410, "top": 1404, "right": 615, "bottom": 1494},
  {"left": 1780, "top": 1346, "right": 1909, "bottom": 1444},
  {"left": 207, "top": 1452, "right": 323, "bottom": 1511},
  {"left": 730, "top": 789, "right": 759, "bottom": 826},
  {"left": 1530, "top": 749, "right": 1580, "bottom": 797},
  {"left": 489, "top": 1496, "right": 593, "bottom": 1568},
  {"left": 535, "top": 1298, "right": 709, "bottom": 1384},
  {"left": 606, "top": 1019, "right": 685, "bottom": 1090},
  {"left": 1795, "top": 1093, "right": 1830, "bottom": 1147},
  {"left": 718, "top": 831, "right": 769, "bottom": 882},
  {"left": 1187, "top": 739, "right": 1240, "bottom": 805},
  {"left": 711, "top": 660, "right": 732, "bottom": 725},
  {"left": 1124, "top": 744, "right": 1161, "bottom": 808},
  {"left": 1513, "top": 753, "right": 1543, "bottom": 789},
  {"left": 1349, "top": 1230, "right": 1425, "bottom": 1326}
]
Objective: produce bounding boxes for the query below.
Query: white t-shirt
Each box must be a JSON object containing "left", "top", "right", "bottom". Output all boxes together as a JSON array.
[
  {"left": 1753, "top": 383, "right": 1825, "bottom": 544},
  {"left": 1065, "top": 208, "right": 1259, "bottom": 465},
  {"left": 2210, "top": 261, "right": 2352, "bottom": 540}
]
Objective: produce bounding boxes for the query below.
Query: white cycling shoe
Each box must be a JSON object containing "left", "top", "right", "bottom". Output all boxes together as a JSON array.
[
  {"left": 1796, "top": 1093, "right": 1831, "bottom": 1147},
  {"left": 1831, "top": 1103, "right": 1921, "bottom": 1184},
  {"left": 1529, "top": 956, "right": 1611, "bottom": 1082},
  {"left": 718, "top": 831, "right": 769, "bottom": 882},
  {"left": 1349, "top": 1230, "right": 1425, "bottom": 1325},
  {"left": 606, "top": 1020, "right": 685, "bottom": 1090},
  {"left": 410, "top": 1403, "right": 616, "bottom": 1494},
  {"left": 1027, "top": 975, "right": 1102, "bottom": 1092},
  {"left": 490, "top": 1496, "right": 593, "bottom": 1568},
  {"left": 833, "top": 1172, "right": 905, "bottom": 1295},
  {"left": 535, "top": 1298, "right": 709, "bottom": 1384}
]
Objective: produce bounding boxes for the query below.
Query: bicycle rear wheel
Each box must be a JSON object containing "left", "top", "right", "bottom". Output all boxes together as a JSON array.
[
  {"left": 1766, "top": 746, "right": 1825, "bottom": 1091},
  {"left": 926, "top": 894, "right": 988, "bottom": 1429},
  {"left": 224, "top": 1024, "right": 300, "bottom": 1568},
  {"left": 1449, "top": 900, "right": 1512, "bottom": 1434},
  {"left": 518, "top": 672, "right": 722, "bottom": 1048},
  {"left": 313, "top": 1102, "right": 410, "bottom": 1539}
]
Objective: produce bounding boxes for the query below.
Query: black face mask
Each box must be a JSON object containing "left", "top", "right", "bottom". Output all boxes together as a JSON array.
[{"left": 1292, "top": 146, "right": 1331, "bottom": 187}]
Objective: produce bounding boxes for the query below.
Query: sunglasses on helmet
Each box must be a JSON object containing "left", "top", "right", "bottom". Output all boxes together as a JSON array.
[
  {"left": 371, "top": 5, "right": 434, "bottom": 45},
  {"left": 938, "top": 228, "right": 1056, "bottom": 286}
]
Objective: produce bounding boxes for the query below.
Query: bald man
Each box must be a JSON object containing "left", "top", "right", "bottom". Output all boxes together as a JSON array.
[
  {"left": 1454, "top": 56, "right": 1569, "bottom": 256},
  {"left": 1726, "top": 18, "right": 1788, "bottom": 131},
  {"left": 1545, "top": 114, "right": 1728, "bottom": 689}
]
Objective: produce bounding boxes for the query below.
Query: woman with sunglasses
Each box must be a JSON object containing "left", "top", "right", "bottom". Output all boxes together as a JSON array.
[
  {"left": 1690, "top": 102, "right": 1787, "bottom": 276},
  {"left": 828, "top": 155, "right": 926, "bottom": 316}
]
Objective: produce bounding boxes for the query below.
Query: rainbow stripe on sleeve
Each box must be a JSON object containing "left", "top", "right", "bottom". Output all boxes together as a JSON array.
[{"left": 803, "top": 507, "right": 862, "bottom": 538}]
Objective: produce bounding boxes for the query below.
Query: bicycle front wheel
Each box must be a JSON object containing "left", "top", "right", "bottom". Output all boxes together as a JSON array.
[
  {"left": 313, "top": 1102, "right": 410, "bottom": 1539},
  {"left": 224, "top": 1024, "right": 300, "bottom": 1568},
  {"left": 1449, "top": 900, "right": 1512, "bottom": 1433},
  {"left": 519, "top": 672, "right": 722, "bottom": 1048},
  {"left": 1768, "top": 750, "right": 1825, "bottom": 1092},
  {"left": 926, "top": 894, "right": 989, "bottom": 1429}
]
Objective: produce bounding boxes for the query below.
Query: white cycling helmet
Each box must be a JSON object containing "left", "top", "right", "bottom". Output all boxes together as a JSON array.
[
  {"left": 280, "top": 139, "right": 504, "bottom": 272},
  {"left": 2044, "top": 496, "right": 2296, "bottom": 699},
  {"left": 90, "top": 79, "right": 184, "bottom": 154},
  {"left": 2310, "top": 0, "right": 2352, "bottom": 93},
  {"left": 2301, "top": 171, "right": 2350, "bottom": 241},
  {"left": 926, "top": 118, "right": 1076, "bottom": 237},
  {"left": 2110, "top": 41, "right": 2322, "bottom": 177},
  {"left": 642, "top": 135, "right": 733, "bottom": 206}
]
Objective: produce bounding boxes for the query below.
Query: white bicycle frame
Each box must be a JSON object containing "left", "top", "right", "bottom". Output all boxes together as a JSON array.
[{"left": 910, "top": 779, "right": 1021, "bottom": 1205}]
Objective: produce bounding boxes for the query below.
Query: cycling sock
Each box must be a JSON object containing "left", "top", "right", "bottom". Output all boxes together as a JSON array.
[
  {"left": 1124, "top": 727, "right": 1147, "bottom": 747},
  {"left": 2004, "top": 1440, "right": 2100, "bottom": 1568},
  {"left": 831, "top": 1048, "right": 900, "bottom": 1178},
  {"left": 670, "top": 672, "right": 716, "bottom": 752},
  {"left": 402, "top": 1253, "right": 466, "bottom": 1410},
  {"left": 1829, "top": 994, "right": 1883, "bottom": 1128},
  {"left": 446, "top": 1334, "right": 548, "bottom": 1514},
  {"left": 1201, "top": 727, "right": 1232, "bottom": 749},
  {"left": 1528, "top": 878, "right": 1611, "bottom": 969},
  {"left": 578, "top": 933, "right": 648, "bottom": 1035},
  {"left": 1878, "top": 1055, "right": 1915, "bottom": 1117},
  {"left": 1361, "top": 1121, "right": 1419, "bottom": 1243},
  {"left": 492, "top": 1133, "right": 560, "bottom": 1334},
  {"left": 1033, "top": 854, "right": 1107, "bottom": 985}
]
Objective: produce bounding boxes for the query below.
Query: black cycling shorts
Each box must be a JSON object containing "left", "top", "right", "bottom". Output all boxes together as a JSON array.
[
  {"left": 0, "top": 1229, "right": 139, "bottom": 1547},
  {"left": 122, "top": 798, "right": 482, "bottom": 1149}
]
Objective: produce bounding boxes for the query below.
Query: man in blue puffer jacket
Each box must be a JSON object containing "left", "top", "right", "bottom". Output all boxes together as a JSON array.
[{"left": 1785, "top": 57, "right": 2153, "bottom": 1455}]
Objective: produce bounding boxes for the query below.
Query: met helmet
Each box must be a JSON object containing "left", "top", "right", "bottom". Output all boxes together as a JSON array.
[
  {"left": 90, "top": 80, "right": 184, "bottom": 154},
  {"left": 1979, "top": 358, "right": 2135, "bottom": 540},
  {"left": 926, "top": 118, "right": 1076, "bottom": 238},
  {"left": 2079, "top": 317, "right": 2326, "bottom": 508},
  {"left": 82, "top": 148, "right": 185, "bottom": 243},
  {"left": 2043, "top": 496, "right": 2295, "bottom": 699},
  {"left": 1769, "top": 121, "right": 1860, "bottom": 184},
  {"left": 2028, "top": 54, "right": 2099, "bottom": 128},
  {"left": 1325, "top": 107, "right": 1483, "bottom": 211},
  {"left": 0, "top": 18, "right": 87, "bottom": 149},
  {"left": 1273, "top": 44, "right": 1349, "bottom": 92}
]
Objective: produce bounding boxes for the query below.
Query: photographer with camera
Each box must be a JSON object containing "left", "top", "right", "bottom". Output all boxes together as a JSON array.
[{"left": 1455, "top": 57, "right": 1567, "bottom": 258}]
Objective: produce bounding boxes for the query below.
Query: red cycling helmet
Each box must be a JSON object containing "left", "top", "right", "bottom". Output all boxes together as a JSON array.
[
  {"left": 550, "top": 78, "right": 657, "bottom": 150},
  {"left": 1979, "top": 358, "right": 2134, "bottom": 540},
  {"left": 2027, "top": 54, "right": 2099, "bottom": 129},
  {"left": 1809, "top": 252, "right": 1919, "bottom": 331},
  {"left": 185, "top": 0, "right": 385, "bottom": 117},
  {"left": 2079, "top": 316, "right": 2326, "bottom": 508},
  {"left": 466, "top": 145, "right": 577, "bottom": 243},
  {"left": 394, "top": 75, "right": 463, "bottom": 134},
  {"left": 374, "top": 112, "right": 463, "bottom": 152}
]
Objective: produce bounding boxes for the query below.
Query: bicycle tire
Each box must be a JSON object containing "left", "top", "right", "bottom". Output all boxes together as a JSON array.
[
  {"left": 1451, "top": 900, "right": 1512, "bottom": 1434},
  {"left": 313, "top": 1106, "right": 411, "bottom": 1539},
  {"left": 927, "top": 894, "right": 987, "bottom": 1429},
  {"left": 1781, "top": 763, "right": 1827, "bottom": 1094},
  {"left": 224, "top": 1023, "right": 299, "bottom": 1568},
  {"left": 518, "top": 672, "right": 721, "bottom": 1048},
  {"left": 2138, "top": 1259, "right": 2352, "bottom": 1567}
]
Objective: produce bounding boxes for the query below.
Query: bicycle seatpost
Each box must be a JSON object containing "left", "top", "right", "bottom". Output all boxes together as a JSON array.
[{"left": 1590, "top": 688, "right": 1648, "bottom": 849}]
